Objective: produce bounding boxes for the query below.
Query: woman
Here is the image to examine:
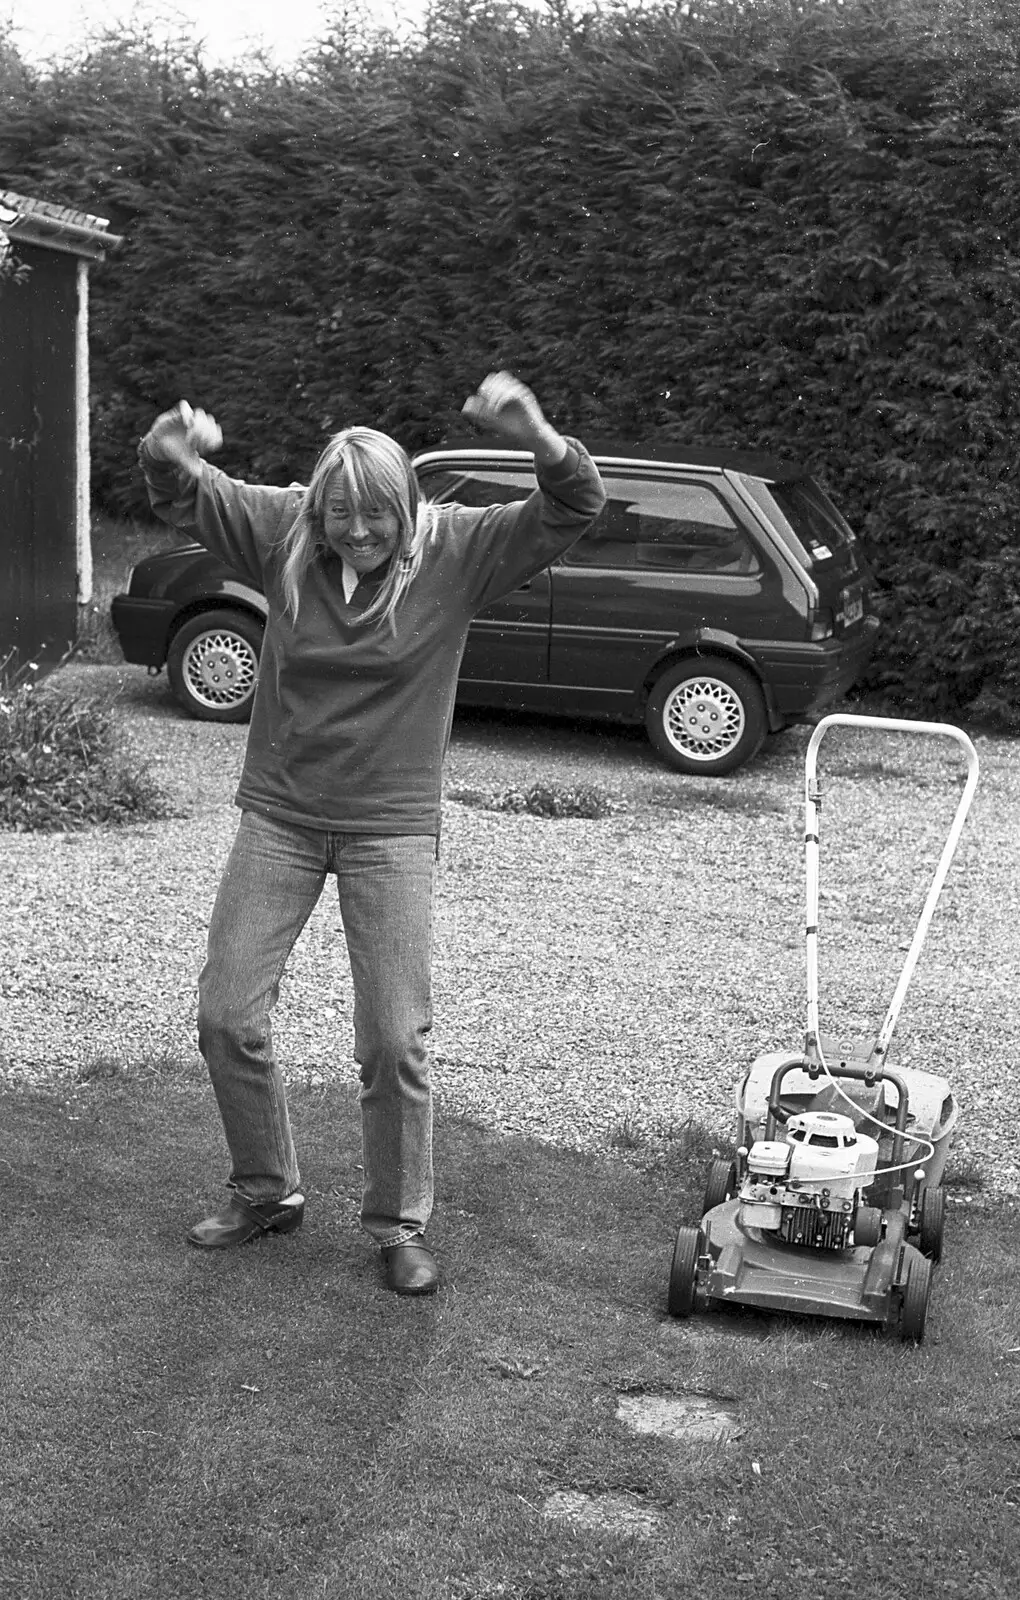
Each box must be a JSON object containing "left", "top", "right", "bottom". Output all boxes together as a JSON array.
[{"left": 139, "top": 372, "right": 606, "bottom": 1294}]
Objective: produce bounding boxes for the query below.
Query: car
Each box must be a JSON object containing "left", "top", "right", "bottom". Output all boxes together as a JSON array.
[{"left": 110, "top": 442, "right": 878, "bottom": 776}]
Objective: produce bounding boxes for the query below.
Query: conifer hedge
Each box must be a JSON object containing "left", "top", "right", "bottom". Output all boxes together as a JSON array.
[{"left": 1, "top": 0, "right": 1018, "bottom": 722}]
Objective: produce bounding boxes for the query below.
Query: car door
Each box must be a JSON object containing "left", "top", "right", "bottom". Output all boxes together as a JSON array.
[
  {"left": 548, "top": 473, "right": 776, "bottom": 709},
  {"left": 415, "top": 463, "right": 550, "bottom": 694}
]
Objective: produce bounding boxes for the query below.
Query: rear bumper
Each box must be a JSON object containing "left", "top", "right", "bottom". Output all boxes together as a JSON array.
[
  {"left": 752, "top": 616, "right": 879, "bottom": 723},
  {"left": 110, "top": 595, "right": 178, "bottom": 668}
]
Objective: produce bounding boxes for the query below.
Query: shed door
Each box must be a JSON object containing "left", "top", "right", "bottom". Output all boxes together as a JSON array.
[{"left": 0, "top": 242, "right": 79, "bottom": 668}]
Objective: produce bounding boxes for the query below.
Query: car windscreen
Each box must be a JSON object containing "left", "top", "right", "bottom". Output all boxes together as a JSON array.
[{"left": 737, "top": 476, "right": 858, "bottom": 570}]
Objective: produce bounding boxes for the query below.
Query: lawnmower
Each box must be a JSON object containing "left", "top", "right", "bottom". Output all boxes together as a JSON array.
[{"left": 668, "top": 713, "right": 979, "bottom": 1343}]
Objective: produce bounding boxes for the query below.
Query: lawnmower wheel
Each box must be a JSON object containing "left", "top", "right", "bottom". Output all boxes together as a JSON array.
[
  {"left": 668, "top": 1224, "right": 704, "bottom": 1318},
  {"left": 854, "top": 1206, "right": 883, "bottom": 1248},
  {"left": 899, "top": 1253, "right": 933, "bottom": 1344},
  {"left": 918, "top": 1187, "right": 946, "bottom": 1264},
  {"left": 702, "top": 1158, "right": 737, "bottom": 1215}
]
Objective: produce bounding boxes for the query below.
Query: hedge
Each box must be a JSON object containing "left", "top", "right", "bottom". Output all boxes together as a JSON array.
[{"left": 1, "top": 0, "right": 1018, "bottom": 721}]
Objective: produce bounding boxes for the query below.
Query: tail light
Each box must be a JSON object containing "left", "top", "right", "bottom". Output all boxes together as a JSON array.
[{"left": 808, "top": 609, "right": 834, "bottom": 641}]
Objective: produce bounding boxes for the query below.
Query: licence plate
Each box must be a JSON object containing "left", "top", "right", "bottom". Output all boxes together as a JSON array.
[{"left": 841, "top": 587, "right": 864, "bottom": 628}]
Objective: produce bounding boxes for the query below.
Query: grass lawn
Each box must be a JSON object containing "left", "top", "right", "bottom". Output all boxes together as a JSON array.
[{"left": 2, "top": 1072, "right": 1017, "bottom": 1600}]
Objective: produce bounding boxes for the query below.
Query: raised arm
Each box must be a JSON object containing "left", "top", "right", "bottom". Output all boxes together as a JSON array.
[
  {"left": 454, "top": 373, "right": 606, "bottom": 610},
  {"left": 138, "top": 401, "right": 298, "bottom": 588}
]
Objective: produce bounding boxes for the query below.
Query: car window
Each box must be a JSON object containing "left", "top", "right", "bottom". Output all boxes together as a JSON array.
[
  {"left": 739, "top": 476, "right": 856, "bottom": 567},
  {"left": 416, "top": 468, "right": 533, "bottom": 506},
  {"left": 566, "top": 478, "right": 760, "bottom": 574}
]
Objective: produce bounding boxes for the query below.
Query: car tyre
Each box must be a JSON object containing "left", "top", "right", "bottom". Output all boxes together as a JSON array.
[
  {"left": 645, "top": 656, "right": 768, "bottom": 776},
  {"left": 166, "top": 609, "right": 264, "bottom": 723}
]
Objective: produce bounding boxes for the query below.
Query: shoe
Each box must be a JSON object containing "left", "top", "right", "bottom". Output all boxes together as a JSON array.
[
  {"left": 187, "top": 1191, "right": 305, "bottom": 1250},
  {"left": 380, "top": 1235, "right": 439, "bottom": 1296}
]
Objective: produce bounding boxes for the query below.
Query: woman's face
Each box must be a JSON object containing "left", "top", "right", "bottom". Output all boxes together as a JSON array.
[{"left": 322, "top": 469, "right": 401, "bottom": 573}]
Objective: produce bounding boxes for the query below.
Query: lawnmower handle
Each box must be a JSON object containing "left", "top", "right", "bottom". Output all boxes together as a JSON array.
[{"left": 803, "top": 713, "right": 979, "bottom": 1072}]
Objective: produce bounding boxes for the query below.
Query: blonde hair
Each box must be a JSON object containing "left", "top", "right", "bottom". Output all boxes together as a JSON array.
[{"left": 278, "top": 426, "right": 436, "bottom": 628}]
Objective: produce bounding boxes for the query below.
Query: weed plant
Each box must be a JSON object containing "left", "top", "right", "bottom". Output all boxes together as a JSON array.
[
  {"left": 74, "top": 596, "right": 123, "bottom": 665},
  {"left": 0, "top": 654, "right": 175, "bottom": 832},
  {"left": 449, "top": 780, "right": 617, "bottom": 820}
]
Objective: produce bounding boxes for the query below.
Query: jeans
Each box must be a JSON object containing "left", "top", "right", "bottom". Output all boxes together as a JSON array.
[{"left": 197, "top": 810, "right": 436, "bottom": 1247}]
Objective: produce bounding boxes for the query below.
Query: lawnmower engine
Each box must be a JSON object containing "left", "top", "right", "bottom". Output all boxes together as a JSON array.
[{"left": 738, "top": 1111, "right": 879, "bottom": 1251}]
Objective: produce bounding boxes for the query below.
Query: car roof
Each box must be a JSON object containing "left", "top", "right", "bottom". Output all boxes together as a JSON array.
[{"left": 412, "top": 436, "right": 807, "bottom": 481}]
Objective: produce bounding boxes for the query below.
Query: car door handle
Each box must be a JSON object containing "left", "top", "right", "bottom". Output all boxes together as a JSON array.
[{"left": 517, "top": 581, "right": 532, "bottom": 591}]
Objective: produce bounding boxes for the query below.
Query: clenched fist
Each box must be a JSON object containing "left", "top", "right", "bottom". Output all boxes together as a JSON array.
[
  {"left": 461, "top": 371, "right": 567, "bottom": 467},
  {"left": 142, "top": 400, "right": 223, "bottom": 475}
]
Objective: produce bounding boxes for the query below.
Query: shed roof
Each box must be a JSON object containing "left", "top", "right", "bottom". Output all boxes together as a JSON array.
[{"left": 0, "top": 188, "right": 123, "bottom": 261}]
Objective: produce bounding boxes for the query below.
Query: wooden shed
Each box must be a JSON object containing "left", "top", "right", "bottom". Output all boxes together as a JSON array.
[{"left": 0, "top": 189, "right": 123, "bottom": 672}]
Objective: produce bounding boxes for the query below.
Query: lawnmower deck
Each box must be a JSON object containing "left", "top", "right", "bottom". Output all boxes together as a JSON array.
[{"left": 702, "top": 1201, "right": 918, "bottom": 1324}]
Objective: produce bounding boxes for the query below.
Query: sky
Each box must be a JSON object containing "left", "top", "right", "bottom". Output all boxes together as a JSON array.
[{"left": 0, "top": 0, "right": 489, "bottom": 68}]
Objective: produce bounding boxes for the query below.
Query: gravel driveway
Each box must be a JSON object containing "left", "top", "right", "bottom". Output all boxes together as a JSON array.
[{"left": 2, "top": 661, "right": 1016, "bottom": 1201}]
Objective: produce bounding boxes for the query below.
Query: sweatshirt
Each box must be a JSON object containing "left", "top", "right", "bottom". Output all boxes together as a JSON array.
[{"left": 139, "top": 439, "right": 606, "bottom": 835}]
